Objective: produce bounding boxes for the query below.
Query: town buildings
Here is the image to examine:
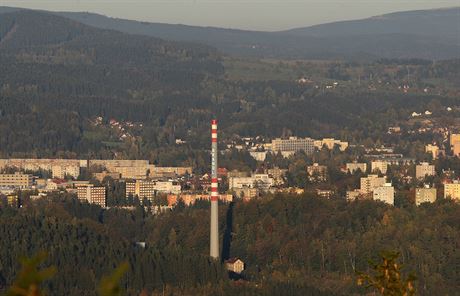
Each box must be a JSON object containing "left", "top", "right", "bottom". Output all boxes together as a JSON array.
[{"left": 415, "top": 186, "right": 437, "bottom": 206}]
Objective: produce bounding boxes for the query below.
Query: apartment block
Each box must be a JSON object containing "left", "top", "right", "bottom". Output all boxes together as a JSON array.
[
  {"left": 271, "top": 137, "right": 315, "bottom": 154},
  {"left": 450, "top": 134, "right": 460, "bottom": 156},
  {"left": 346, "top": 162, "right": 367, "bottom": 174},
  {"left": 229, "top": 174, "right": 274, "bottom": 190},
  {"left": 360, "top": 175, "right": 386, "bottom": 195},
  {"left": 415, "top": 163, "right": 435, "bottom": 180},
  {"left": 425, "top": 144, "right": 440, "bottom": 159},
  {"left": 415, "top": 187, "right": 437, "bottom": 206},
  {"left": 126, "top": 180, "right": 181, "bottom": 199},
  {"left": 373, "top": 183, "right": 395, "bottom": 205},
  {"left": 0, "top": 173, "right": 33, "bottom": 189},
  {"left": 52, "top": 165, "right": 80, "bottom": 179},
  {"left": 77, "top": 184, "right": 106, "bottom": 207},
  {"left": 314, "top": 138, "right": 348, "bottom": 151},
  {"left": 444, "top": 181, "right": 460, "bottom": 201},
  {"left": 371, "top": 160, "right": 388, "bottom": 174}
]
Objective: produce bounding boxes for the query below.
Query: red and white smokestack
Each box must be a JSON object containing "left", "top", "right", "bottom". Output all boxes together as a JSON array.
[{"left": 210, "top": 119, "right": 219, "bottom": 259}]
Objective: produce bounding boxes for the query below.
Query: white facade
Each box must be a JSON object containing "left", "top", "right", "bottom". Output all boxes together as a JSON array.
[
  {"left": 415, "top": 163, "right": 435, "bottom": 180},
  {"left": 346, "top": 162, "right": 367, "bottom": 174},
  {"left": 373, "top": 183, "right": 394, "bottom": 205},
  {"left": 360, "top": 175, "right": 386, "bottom": 195},
  {"left": 371, "top": 161, "right": 388, "bottom": 174},
  {"left": 229, "top": 174, "right": 274, "bottom": 190},
  {"left": 415, "top": 187, "right": 437, "bottom": 206}
]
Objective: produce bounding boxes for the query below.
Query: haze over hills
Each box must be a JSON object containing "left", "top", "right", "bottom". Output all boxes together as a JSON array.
[{"left": 1, "top": 6, "right": 459, "bottom": 60}]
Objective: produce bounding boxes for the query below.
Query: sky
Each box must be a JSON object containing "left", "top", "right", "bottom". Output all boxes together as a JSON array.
[{"left": 0, "top": 0, "right": 458, "bottom": 31}]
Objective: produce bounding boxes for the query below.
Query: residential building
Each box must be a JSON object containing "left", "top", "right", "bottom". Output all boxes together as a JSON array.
[
  {"left": 233, "top": 187, "right": 259, "bottom": 200},
  {"left": 425, "top": 144, "right": 440, "bottom": 159},
  {"left": 93, "top": 171, "right": 121, "bottom": 182},
  {"left": 444, "top": 180, "right": 460, "bottom": 201},
  {"left": 126, "top": 180, "right": 181, "bottom": 199},
  {"left": 271, "top": 137, "right": 315, "bottom": 154},
  {"left": 371, "top": 160, "right": 388, "bottom": 174},
  {"left": 52, "top": 165, "right": 80, "bottom": 179},
  {"left": 6, "top": 195, "right": 19, "bottom": 207},
  {"left": 314, "top": 138, "right": 348, "bottom": 151},
  {"left": 225, "top": 258, "right": 245, "bottom": 274},
  {"left": 307, "top": 163, "right": 328, "bottom": 182},
  {"left": 415, "top": 186, "right": 437, "bottom": 206},
  {"left": 373, "top": 183, "right": 395, "bottom": 205},
  {"left": 415, "top": 163, "right": 435, "bottom": 180},
  {"left": 76, "top": 184, "right": 106, "bottom": 207},
  {"left": 360, "top": 175, "right": 386, "bottom": 195},
  {"left": 149, "top": 166, "right": 193, "bottom": 178},
  {"left": 450, "top": 134, "right": 460, "bottom": 156},
  {"left": 0, "top": 173, "right": 33, "bottom": 189},
  {"left": 346, "top": 162, "right": 367, "bottom": 174},
  {"left": 229, "top": 174, "right": 274, "bottom": 190}
]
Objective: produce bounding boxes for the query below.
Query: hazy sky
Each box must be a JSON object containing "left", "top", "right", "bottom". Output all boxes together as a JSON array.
[{"left": 1, "top": 0, "right": 458, "bottom": 30}]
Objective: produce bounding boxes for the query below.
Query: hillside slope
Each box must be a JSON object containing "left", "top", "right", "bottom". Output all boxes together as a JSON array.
[{"left": 20, "top": 7, "right": 460, "bottom": 60}]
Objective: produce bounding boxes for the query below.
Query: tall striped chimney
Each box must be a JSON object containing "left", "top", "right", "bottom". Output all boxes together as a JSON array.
[{"left": 210, "top": 119, "right": 219, "bottom": 259}]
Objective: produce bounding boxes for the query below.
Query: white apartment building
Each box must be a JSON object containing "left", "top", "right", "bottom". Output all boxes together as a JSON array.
[
  {"left": 360, "top": 175, "right": 386, "bottom": 195},
  {"left": 415, "top": 187, "right": 437, "bottom": 206},
  {"left": 444, "top": 180, "right": 460, "bottom": 201},
  {"left": 76, "top": 184, "right": 106, "bottom": 207},
  {"left": 229, "top": 174, "right": 274, "bottom": 190},
  {"left": 373, "top": 183, "right": 394, "bottom": 205},
  {"left": 271, "top": 137, "right": 315, "bottom": 154},
  {"left": 0, "top": 173, "right": 33, "bottom": 189},
  {"left": 126, "top": 180, "right": 181, "bottom": 199},
  {"left": 415, "top": 163, "right": 435, "bottom": 180},
  {"left": 371, "top": 160, "right": 388, "bottom": 174},
  {"left": 314, "top": 138, "right": 348, "bottom": 151},
  {"left": 346, "top": 162, "right": 367, "bottom": 174}
]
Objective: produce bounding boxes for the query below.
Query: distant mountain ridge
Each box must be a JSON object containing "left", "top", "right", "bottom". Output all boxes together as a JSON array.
[{"left": 0, "top": 6, "right": 459, "bottom": 60}]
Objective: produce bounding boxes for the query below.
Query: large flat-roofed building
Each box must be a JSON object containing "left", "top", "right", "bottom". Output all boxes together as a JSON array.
[
  {"left": 126, "top": 180, "right": 181, "bottom": 199},
  {"left": 450, "top": 134, "right": 460, "bottom": 156},
  {"left": 360, "top": 175, "right": 386, "bottom": 195},
  {"left": 444, "top": 180, "right": 460, "bottom": 201},
  {"left": 346, "top": 162, "right": 367, "bottom": 174},
  {"left": 52, "top": 165, "right": 80, "bottom": 179},
  {"left": 0, "top": 172, "right": 33, "bottom": 189},
  {"left": 76, "top": 184, "right": 106, "bottom": 207},
  {"left": 415, "top": 163, "right": 435, "bottom": 180},
  {"left": 271, "top": 137, "right": 315, "bottom": 154},
  {"left": 149, "top": 166, "right": 193, "bottom": 178},
  {"left": 0, "top": 159, "right": 81, "bottom": 178},
  {"left": 314, "top": 138, "right": 348, "bottom": 151},
  {"left": 415, "top": 187, "right": 437, "bottom": 206},
  {"left": 229, "top": 174, "right": 274, "bottom": 190},
  {"left": 373, "top": 183, "right": 394, "bottom": 205},
  {"left": 371, "top": 160, "right": 388, "bottom": 174},
  {"left": 89, "top": 160, "right": 149, "bottom": 179}
]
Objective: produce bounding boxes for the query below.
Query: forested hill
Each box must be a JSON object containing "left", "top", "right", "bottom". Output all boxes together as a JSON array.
[
  {"left": 1, "top": 6, "right": 459, "bottom": 60},
  {"left": 0, "top": 10, "right": 223, "bottom": 76}
]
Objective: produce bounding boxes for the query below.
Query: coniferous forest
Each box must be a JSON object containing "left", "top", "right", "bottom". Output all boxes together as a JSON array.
[{"left": 0, "top": 194, "right": 458, "bottom": 295}]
